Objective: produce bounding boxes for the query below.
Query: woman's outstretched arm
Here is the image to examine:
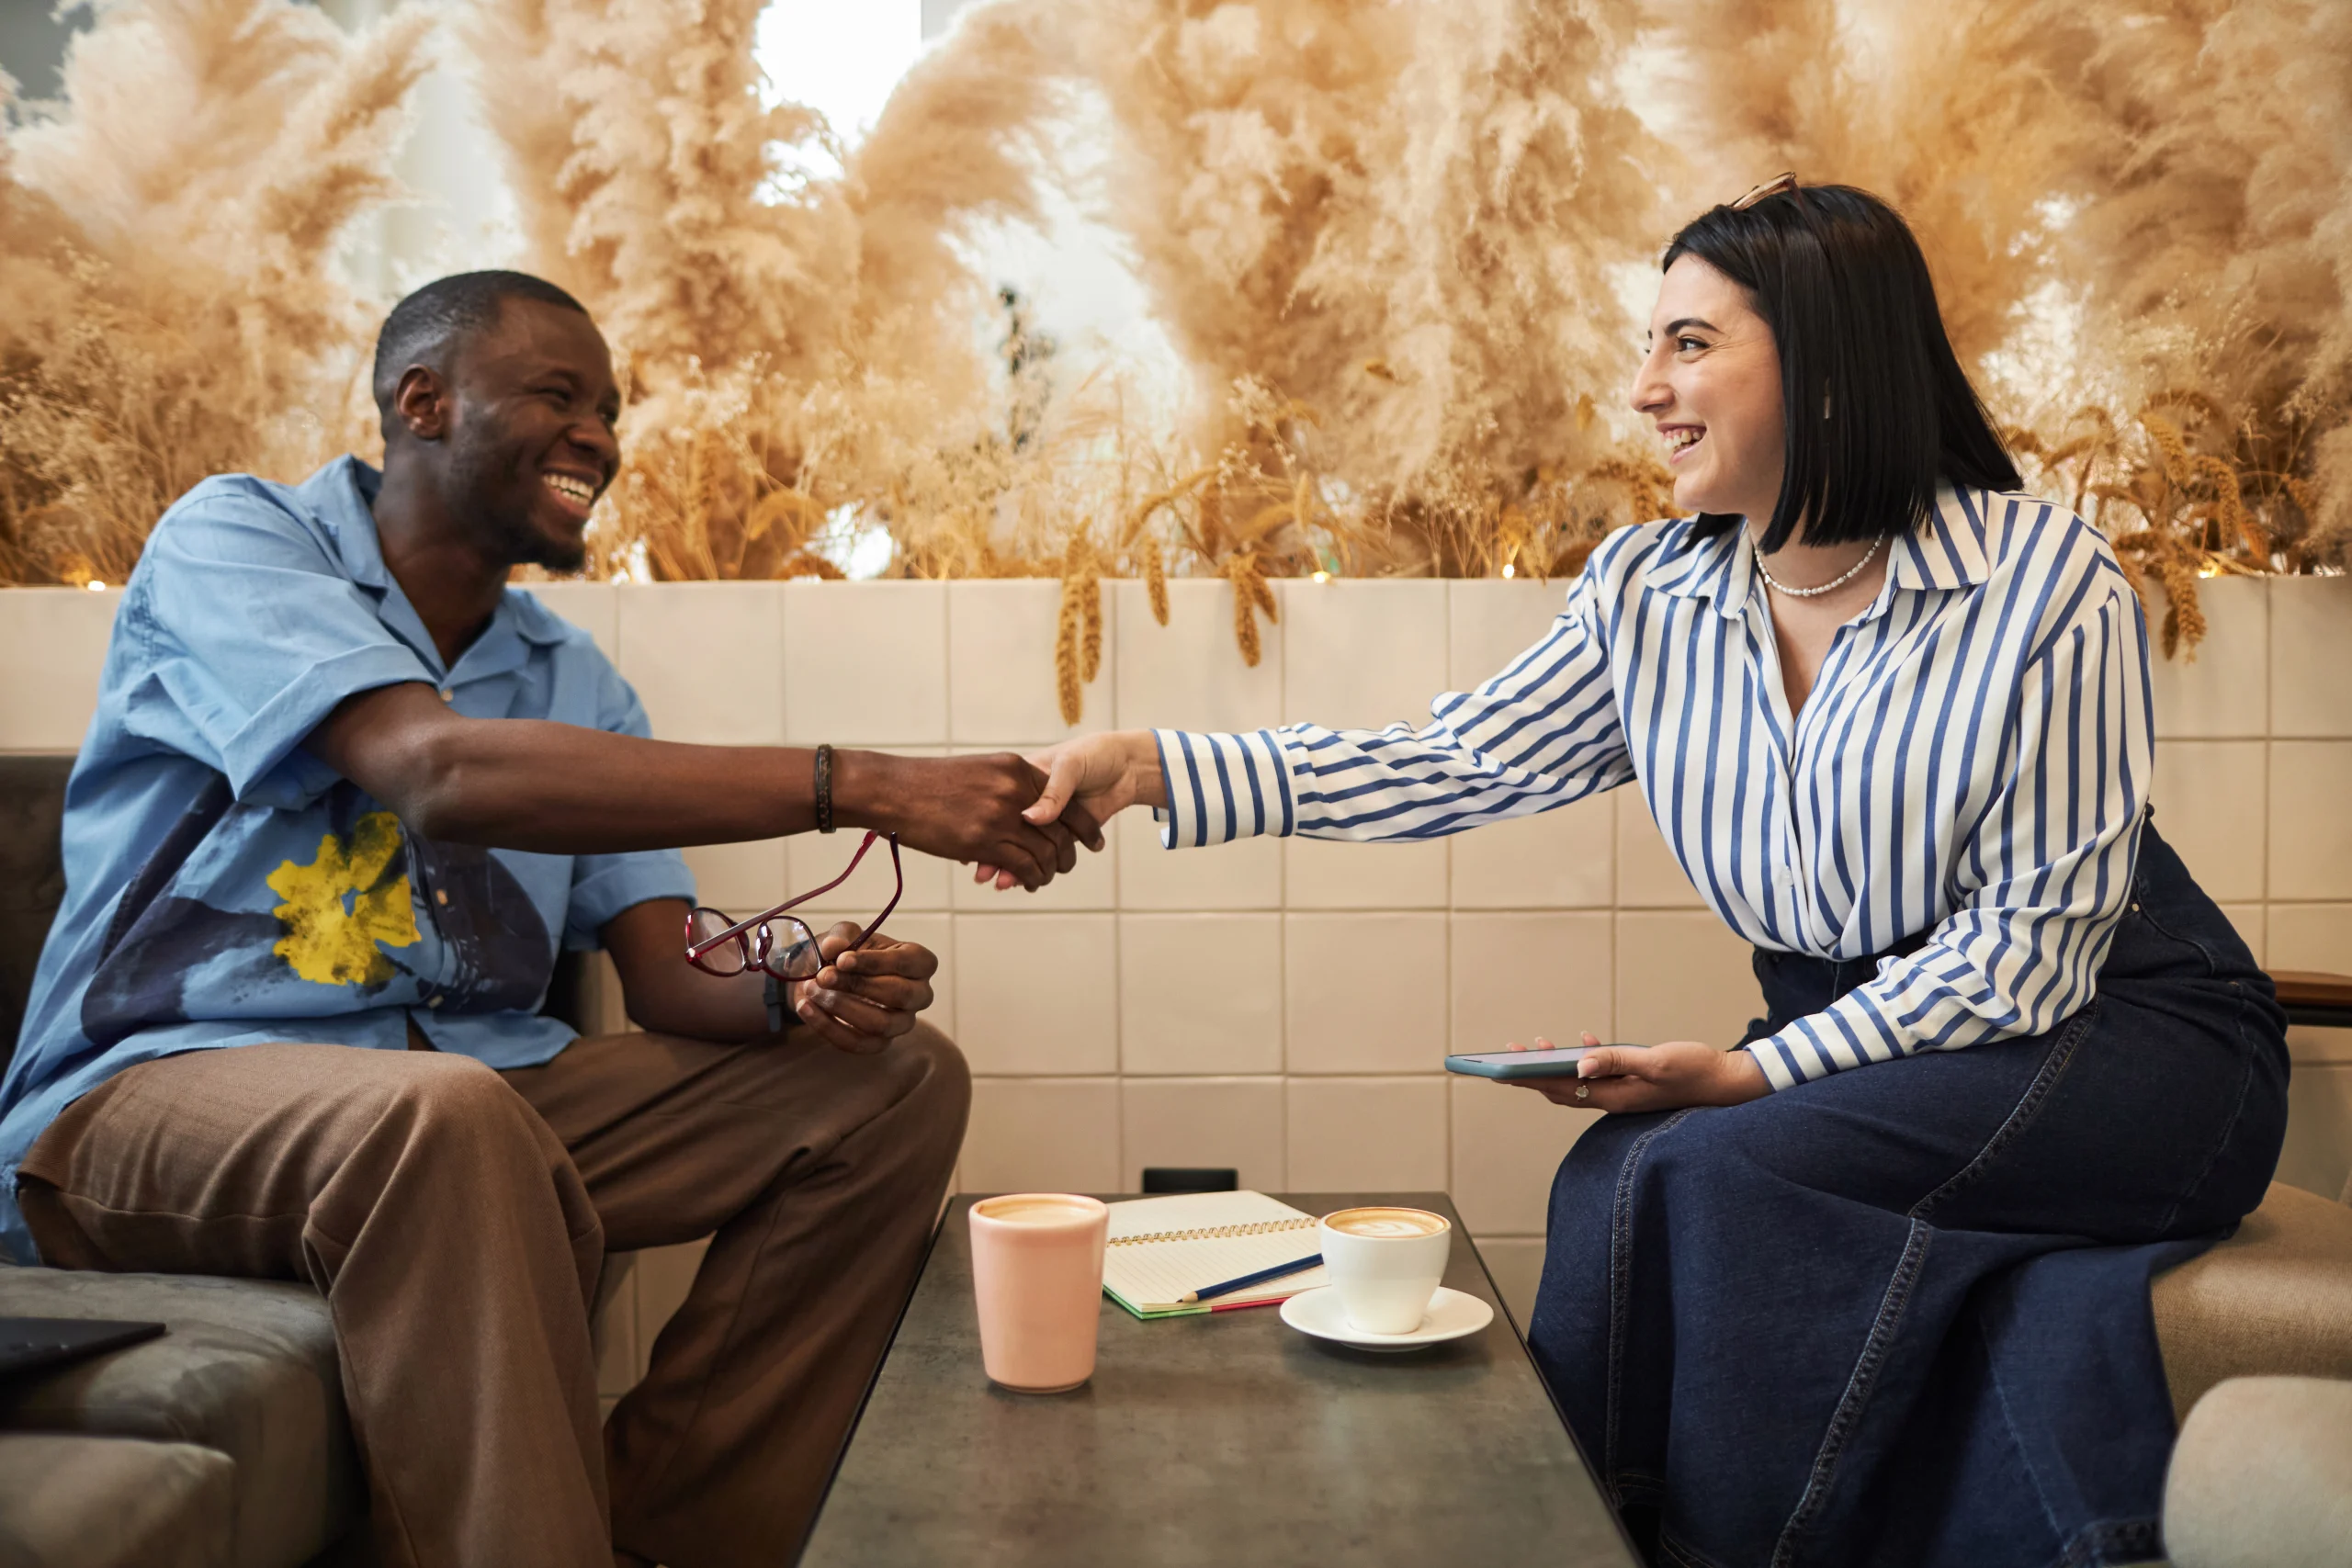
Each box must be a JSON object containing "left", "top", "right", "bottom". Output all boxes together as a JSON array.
[{"left": 1008, "top": 541, "right": 1646, "bottom": 879}]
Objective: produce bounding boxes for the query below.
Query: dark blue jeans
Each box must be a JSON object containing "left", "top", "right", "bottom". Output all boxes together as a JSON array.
[{"left": 1527, "top": 823, "right": 2289, "bottom": 1568}]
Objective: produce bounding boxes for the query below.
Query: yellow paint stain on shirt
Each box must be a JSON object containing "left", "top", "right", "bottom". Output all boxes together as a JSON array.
[{"left": 267, "top": 812, "right": 422, "bottom": 986}]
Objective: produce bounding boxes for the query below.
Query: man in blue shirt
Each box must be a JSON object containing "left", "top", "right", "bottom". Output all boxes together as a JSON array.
[{"left": 0, "top": 272, "right": 1101, "bottom": 1568}]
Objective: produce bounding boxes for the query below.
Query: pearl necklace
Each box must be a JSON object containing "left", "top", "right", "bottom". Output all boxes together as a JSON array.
[{"left": 1754, "top": 535, "right": 1883, "bottom": 598}]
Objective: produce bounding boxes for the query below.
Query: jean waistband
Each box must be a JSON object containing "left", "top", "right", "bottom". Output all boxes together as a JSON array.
[{"left": 1747, "top": 927, "right": 1930, "bottom": 1042}]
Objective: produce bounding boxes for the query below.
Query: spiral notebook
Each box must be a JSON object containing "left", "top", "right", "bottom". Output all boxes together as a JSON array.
[{"left": 1101, "top": 1190, "right": 1329, "bottom": 1319}]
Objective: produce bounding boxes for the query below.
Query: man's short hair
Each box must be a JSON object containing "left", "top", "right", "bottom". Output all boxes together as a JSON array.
[{"left": 370, "top": 270, "right": 592, "bottom": 416}]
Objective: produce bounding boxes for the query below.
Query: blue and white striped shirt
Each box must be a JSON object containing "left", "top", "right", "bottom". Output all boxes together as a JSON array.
[{"left": 1152, "top": 486, "right": 2154, "bottom": 1089}]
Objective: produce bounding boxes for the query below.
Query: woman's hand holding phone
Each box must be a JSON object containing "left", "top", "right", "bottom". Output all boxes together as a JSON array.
[{"left": 1504, "top": 1032, "right": 1771, "bottom": 1112}]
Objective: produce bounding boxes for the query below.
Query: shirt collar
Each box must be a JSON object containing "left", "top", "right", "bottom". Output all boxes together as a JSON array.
[
  {"left": 304, "top": 456, "right": 392, "bottom": 592},
  {"left": 1645, "top": 483, "right": 1995, "bottom": 617},
  {"left": 1886, "top": 483, "right": 1994, "bottom": 592},
  {"left": 504, "top": 591, "right": 576, "bottom": 648},
  {"left": 1644, "top": 518, "right": 1757, "bottom": 619},
  {"left": 300, "top": 456, "right": 570, "bottom": 679}
]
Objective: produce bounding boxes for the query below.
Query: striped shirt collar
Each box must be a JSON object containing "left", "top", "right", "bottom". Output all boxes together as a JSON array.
[{"left": 1647, "top": 483, "right": 1995, "bottom": 617}]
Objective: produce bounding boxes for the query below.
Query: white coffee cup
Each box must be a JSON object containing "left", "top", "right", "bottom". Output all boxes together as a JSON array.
[{"left": 1317, "top": 1206, "right": 1452, "bottom": 1334}]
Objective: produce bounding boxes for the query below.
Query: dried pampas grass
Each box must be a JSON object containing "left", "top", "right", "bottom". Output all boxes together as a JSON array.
[
  {"left": 1, "top": 0, "right": 429, "bottom": 585},
  {"left": 464, "top": 0, "right": 1074, "bottom": 586},
  {"left": 1053, "top": 528, "right": 1102, "bottom": 723},
  {"left": 1652, "top": 0, "right": 2352, "bottom": 648},
  {"left": 4, "top": 0, "right": 2344, "bottom": 698},
  {"left": 1068, "top": 0, "right": 1673, "bottom": 578}
]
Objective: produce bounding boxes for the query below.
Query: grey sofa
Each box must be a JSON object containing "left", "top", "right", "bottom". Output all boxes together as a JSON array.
[{"left": 0, "top": 1269, "right": 358, "bottom": 1566}]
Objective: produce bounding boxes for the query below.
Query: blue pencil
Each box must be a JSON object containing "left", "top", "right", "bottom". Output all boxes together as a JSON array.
[{"left": 1180, "top": 1253, "right": 1324, "bottom": 1304}]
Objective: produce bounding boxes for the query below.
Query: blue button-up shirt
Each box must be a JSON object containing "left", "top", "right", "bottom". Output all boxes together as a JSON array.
[{"left": 0, "top": 457, "right": 694, "bottom": 1261}]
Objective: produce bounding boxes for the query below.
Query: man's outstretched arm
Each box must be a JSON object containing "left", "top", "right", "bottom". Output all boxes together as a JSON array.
[{"left": 307, "top": 682, "right": 1101, "bottom": 889}]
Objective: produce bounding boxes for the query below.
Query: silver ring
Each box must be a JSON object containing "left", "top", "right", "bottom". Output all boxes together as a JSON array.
[{"left": 1574, "top": 1083, "right": 1590, "bottom": 1101}]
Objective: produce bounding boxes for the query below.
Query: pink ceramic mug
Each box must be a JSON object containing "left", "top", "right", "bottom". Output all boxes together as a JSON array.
[{"left": 968, "top": 1193, "right": 1109, "bottom": 1393}]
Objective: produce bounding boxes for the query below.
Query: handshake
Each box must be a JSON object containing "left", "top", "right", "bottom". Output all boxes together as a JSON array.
[
  {"left": 851, "top": 731, "right": 1168, "bottom": 893},
  {"left": 769, "top": 732, "right": 1175, "bottom": 1053}
]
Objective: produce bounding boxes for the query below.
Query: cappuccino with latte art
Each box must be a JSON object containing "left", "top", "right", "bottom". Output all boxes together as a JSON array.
[{"left": 1317, "top": 1206, "right": 1453, "bottom": 1334}]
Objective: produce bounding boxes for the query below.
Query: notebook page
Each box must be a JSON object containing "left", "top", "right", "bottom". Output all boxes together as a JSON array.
[
  {"left": 1101, "top": 1191, "right": 1328, "bottom": 1312},
  {"left": 1103, "top": 1231, "right": 1329, "bottom": 1310}
]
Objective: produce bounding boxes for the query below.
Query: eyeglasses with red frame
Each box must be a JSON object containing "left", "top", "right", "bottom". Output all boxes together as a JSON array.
[{"left": 683, "top": 831, "right": 903, "bottom": 983}]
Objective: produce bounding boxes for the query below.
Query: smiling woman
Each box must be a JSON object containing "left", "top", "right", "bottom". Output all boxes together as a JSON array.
[
  {"left": 1012, "top": 180, "right": 2290, "bottom": 1568},
  {"left": 1627, "top": 188, "right": 2029, "bottom": 715}
]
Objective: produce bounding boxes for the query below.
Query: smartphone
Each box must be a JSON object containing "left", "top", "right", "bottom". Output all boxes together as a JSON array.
[{"left": 1445, "top": 1045, "right": 1606, "bottom": 1080}]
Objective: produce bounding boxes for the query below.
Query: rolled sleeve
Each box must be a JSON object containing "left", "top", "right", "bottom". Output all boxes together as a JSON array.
[
  {"left": 125, "top": 486, "right": 432, "bottom": 808},
  {"left": 565, "top": 852, "right": 696, "bottom": 949}
]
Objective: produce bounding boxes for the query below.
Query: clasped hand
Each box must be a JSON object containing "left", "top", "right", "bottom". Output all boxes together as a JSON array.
[
  {"left": 786, "top": 921, "right": 940, "bottom": 1055},
  {"left": 967, "top": 732, "right": 1160, "bottom": 891},
  {"left": 873, "top": 752, "right": 1105, "bottom": 891},
  {"left": 1506, "top": 1032, "right": 1770, "bottom": 1114}
]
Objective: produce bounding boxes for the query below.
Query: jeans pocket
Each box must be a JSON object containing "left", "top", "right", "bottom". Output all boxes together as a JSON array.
[{"left": 2117, "top": 823, "right": 2264, "bottom": 982}]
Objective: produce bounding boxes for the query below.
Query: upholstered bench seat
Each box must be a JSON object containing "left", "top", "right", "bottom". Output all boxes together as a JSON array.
[
  {"left": 0, "top": 1432, "right": 238, "bottom": 1568},
  {"left": 2164, "top": 1376, "right": 2352, "bottom": 1568},
  {"left": 2154, "top": 1179, "right": 2352, "bottom": 1420},
  {"left": 0, "top": 1269, "right": 361, "bottom": 1568}
]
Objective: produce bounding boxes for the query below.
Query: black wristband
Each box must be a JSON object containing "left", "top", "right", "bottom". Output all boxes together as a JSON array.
[
  {"left": 764, "top": 973, "right": 789, "bottom": 1033},
  {"left": 814, "top": 742, "right": 835, "bottom": 833}
]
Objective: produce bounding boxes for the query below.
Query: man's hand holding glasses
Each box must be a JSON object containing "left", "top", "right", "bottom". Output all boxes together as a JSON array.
[{"left": 684, "top": 831, "right": 939, "bottom": 1054}]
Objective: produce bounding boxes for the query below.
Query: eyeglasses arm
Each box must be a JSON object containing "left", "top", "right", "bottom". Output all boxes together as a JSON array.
[{"left": 684, "top": 830, "right": 891, "bottom": 951}]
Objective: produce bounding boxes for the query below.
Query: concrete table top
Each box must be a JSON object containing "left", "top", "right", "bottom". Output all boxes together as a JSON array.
[{"left": 799, "top": 1192, "right": 1636, "bottom": 1568}]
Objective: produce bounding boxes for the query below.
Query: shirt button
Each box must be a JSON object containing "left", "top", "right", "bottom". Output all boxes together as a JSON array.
[
  {"left": 1774, "top": 867, "right": 1798, "bottom": 888},
  {"left": 435, "top": 889, "right": 449, "bottom": 906},
  {"left": 437, "top": 687, "right": 454, "bottom": 703}
]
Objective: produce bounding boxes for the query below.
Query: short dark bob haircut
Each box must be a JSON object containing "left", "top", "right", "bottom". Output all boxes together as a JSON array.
[{"left": 1662, "top": 183, "right": 2019, "bottom": 554}]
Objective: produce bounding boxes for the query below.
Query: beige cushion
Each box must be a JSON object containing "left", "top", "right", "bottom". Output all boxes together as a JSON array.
[
  {"left": 2163, "top": 1376, "right": 2352, "bottom": 1568},
  {"left": 0, "top": 1269, "right": 357, "bottom": 1568},
  {"left": 0, "top": 1432, "right": 233, "bottom": 1568},
  {"left": 2153, "top": 1182, "right": 2352, "bottom": 1423}
]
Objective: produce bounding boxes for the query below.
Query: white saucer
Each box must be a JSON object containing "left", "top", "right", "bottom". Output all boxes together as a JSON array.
[{"left": 1279, "top": 1285, "right": 1494, "bottom": 1351}]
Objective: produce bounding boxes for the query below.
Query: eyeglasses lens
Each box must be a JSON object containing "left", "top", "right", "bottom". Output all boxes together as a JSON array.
[
  {"left": 770, "top": 918, "right": 824, "bottom": 982},
  {"left": 687, "top": 908, "right": 748, "bottom": 975}
]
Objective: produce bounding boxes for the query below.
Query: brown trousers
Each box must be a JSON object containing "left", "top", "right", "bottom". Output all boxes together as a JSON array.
[{"left": 17, "top": 1024, "right": 970, "bottom": 1568}]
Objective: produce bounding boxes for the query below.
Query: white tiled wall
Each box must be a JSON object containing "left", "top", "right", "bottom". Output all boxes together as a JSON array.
[
  {"left": 2258, "top": 578, "right": 2352, "bottom": 1208},
  {"left": 0, "top": 589, "right": 120, "bottom": 750},
  {"left": 948, "top": 581, "right": 1116, "bottom": 743},
  {"left": 9, "top": 573, "right": 2351, "bottom": 1343},
  {"left": 616, "top": 581, "right": 786, "bottom": 746},
  {"left": 783, "top": 580, "right": 947, "bottom": 744}
]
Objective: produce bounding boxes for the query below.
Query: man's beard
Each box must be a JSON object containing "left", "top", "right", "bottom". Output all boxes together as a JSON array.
[
  {"left": 514, "top": 525, "right": 589, "bottom": 575},
  {"left": 445, "top": 440, "right": 590, "bottom": 573}
]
